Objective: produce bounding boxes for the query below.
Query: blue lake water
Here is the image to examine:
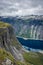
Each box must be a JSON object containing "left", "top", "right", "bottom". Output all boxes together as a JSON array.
[{"left": 17, "top": 37, "right": 43, "bottom": 50}]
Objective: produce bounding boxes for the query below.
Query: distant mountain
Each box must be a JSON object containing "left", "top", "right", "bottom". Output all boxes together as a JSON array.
[{"left": 0, "top": 15, "right": 43, "bottom": 40}]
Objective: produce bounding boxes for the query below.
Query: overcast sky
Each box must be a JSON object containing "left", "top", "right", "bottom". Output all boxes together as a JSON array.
[{"left": 0, "top": 0, "right": 43, "bottom": 16}]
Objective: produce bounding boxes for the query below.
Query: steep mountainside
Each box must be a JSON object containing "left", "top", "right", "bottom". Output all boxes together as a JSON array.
[
  {"left": 0, "top": 22, "right": 24, "bottom": 61},
  {"left": 0, "top": 15, "right": 43, "bottom": 40},
  {"left": 0, "top": 22, "right": 43, "bottom": 65},
  {"left": 0, "top": 22, "right": 28, "bottom": 65}
]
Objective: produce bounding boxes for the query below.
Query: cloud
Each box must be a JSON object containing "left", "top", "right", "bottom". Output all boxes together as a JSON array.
[{"left": 0, "top": 0, "right": 43, "bottom": 16}]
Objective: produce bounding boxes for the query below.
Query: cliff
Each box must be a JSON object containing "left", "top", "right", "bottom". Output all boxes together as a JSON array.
[
  {"left": 0, "top": 16, "right": 43, "bottom": 40},
  {"left": 0, "top": 22, "right": 27, "bottom": 65},
  {"left": 0, "top": 22, "right": 24, "bottom": 60},
  {"left": 0, "top": 22, "right": 43, "bottom": 65}
]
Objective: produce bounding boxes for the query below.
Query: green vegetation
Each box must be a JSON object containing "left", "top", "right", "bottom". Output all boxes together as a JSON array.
[
  {"left": 0, "top": 21, "right": 43, "bottom": 65},
  {"left": 0, "top": 48, "right": 31, "bottom": 65},
  {"left": 0, "top": 22, "right": 31, "bottom": 65},
  {"left": 0, "top": 22, "right": 21, "bottom": 50},
  {"left": 0, "top": 22, "right": 11, "bottom": 35},
  {"left": 0, "top": 22, "right": 11, "bottom": 28},
  {"left": 16, "top": 61, "right": 31, "bottom": 65},
  {"left": 0, "top": 48, "right": 15, "bottom": 63},
  {"left": 23, "top": 51, "right": 43, "bottom": 65}
]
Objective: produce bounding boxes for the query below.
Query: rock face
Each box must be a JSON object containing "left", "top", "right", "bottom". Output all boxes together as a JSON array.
[
  {"left": 0, "top": 22, "right": 24, "bottom": 62},
  {"left": 2, "top": 58, "right": 13, "bottom": 65},
  {"left": 0, "top": 16, "right": 43, "bottom": 40}
]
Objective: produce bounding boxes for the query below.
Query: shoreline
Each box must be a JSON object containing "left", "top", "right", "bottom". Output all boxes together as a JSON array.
[
  {"left": 16, "top": 36, "right": 43, "bottom": 54},
  {"left": 22, "top": 46, "right": 43, "bottom": 54},
  {"left": 16, "top": 36, "right": 43, "bottom": 41}
]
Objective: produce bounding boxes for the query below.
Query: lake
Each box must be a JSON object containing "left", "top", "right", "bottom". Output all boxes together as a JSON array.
[{"left": 17, "top": 37, "right": 43, "bottom": 50}]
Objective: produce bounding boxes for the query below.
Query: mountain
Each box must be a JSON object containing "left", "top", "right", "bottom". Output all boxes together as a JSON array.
[
  {"left": 0, "top": 22, "right": 24, "bottom": 59},
  {"left": 0, "top": 22, "right": 30, "bottom": 65},
  {"left": 0, "top": 22, "right": 43, "bottom": 65},
  {"left": 0, "top": 15, "right": 43, "bottom": 40}
]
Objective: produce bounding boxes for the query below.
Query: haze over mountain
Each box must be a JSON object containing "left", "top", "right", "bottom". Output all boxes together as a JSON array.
[{"left": 0, "top": 15, "right": 43, "bottom": 40}]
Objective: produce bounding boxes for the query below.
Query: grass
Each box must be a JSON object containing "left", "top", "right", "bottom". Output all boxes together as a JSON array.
[
  {"left": 0, "top": 22, "right": 21, "bottom": 49},
  {"left": 0, "top": 21, "right": 31, "bottom": 65},
  {"left": 23, "top": 51, "right": 43, "bottom": 65},
  {"left": 0, "top": 48, "right": 15, "bottom": 63},
  {"left": 0, "top": 21, "right": 11, "bottom": 35},
  {"left": 0, "top": 48, "right": 31, "bottom": 65},
  {"left": 0, "top": 22, "right": 11, "bottom": 28},
  {"left": 1, "top": 21, "right": 43, "bottom": 65}
]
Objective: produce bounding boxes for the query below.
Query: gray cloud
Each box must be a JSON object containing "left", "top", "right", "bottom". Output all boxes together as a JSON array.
[{"left": 0, "top": 0, "right": 43, "bottom": 16}]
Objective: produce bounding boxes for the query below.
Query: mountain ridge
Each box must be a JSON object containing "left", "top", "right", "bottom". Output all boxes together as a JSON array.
[
  {"left": 0, "top": 22, "right": 43, "bottom": 65},
  {"left": 0, "top": 22, "right": 25, "bottom": 63},
  {"left": 0, "top": 16, "right": 43, "bottom": 40}
]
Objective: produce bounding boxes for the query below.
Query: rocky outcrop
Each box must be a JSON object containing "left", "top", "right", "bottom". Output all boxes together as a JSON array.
[
  {"left": 0, "top": 22, "right": 24, "bottom": 62},
  {"left": 2, "top": 58, "right": 13, "bottom": 65}
]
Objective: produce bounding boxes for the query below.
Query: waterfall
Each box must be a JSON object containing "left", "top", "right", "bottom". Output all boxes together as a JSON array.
[
  {"left": 33, "top": 25, "right": 38, "bottom": 39},
  {"left": 30, "top": 25, "right": 38, "bottom": 39},
  {"left": 36, "top": 26, "right": 42, "bottom": 40},
  {"left": 40, "top": 26, "right": 43, "bottom": 39},
  {"left": 30, "top": 25, "right": 34, "bottom": 38},
  {"left": 30, "top": 25, "right": 43, "bottom": 40}
]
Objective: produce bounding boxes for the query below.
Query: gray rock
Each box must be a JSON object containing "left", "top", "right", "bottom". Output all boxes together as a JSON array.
[{"left": 2, "top": 58, "right": 13, "bottom": 65}]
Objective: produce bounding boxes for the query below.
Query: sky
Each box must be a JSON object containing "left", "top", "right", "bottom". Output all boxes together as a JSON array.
[{"left": 0, "top": 0, "right": 43, "bottom": 16}]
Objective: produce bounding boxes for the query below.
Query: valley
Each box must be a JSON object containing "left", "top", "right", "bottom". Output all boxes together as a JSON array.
[
  {"left": 0, "top": 15, "right": 43, "bottom": 65},
  {"left": 0, "top": 15, "right": 43, "bottom": 40}
]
